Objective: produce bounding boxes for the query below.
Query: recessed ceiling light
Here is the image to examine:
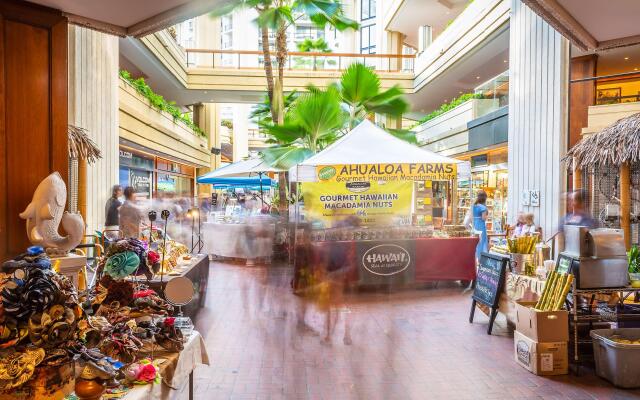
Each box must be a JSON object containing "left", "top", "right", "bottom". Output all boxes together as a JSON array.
[
  {"left": 459, "top": 91, "right": 463, "bottom": 94},
  {"left": 476, "top": 76, "right": 480, "bottom": 79},
  {"left": 635, "top": 68, "right": 639, "bottom": 71},
  {"left": 503, "top": 60, "right": 507, "bottom": 63},
  {"left": 625, "top": 57, "right": 630, "bottom": 60}
]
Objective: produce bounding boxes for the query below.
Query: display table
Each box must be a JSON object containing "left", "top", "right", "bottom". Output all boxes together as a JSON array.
[
  {"left": 113, "top": 331, "right": 209, "bottom": 400},
  {"left": 202, "top": 221, "right": 274, "bottom": 265},
  {"left": 302, "top": 236, "right": 478, "bottom": 287},
  {"left": 137, "top": 254, "right": 209, "bottom": 318}
]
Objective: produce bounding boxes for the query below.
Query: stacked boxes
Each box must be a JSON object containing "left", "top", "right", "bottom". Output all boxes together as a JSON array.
[{"left": 513, "top": 301, "right": 569, "bottom": 375}]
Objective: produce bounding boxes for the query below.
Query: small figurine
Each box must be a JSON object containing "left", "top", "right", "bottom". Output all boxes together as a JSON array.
[{"left": 19, "top": 172, "right": 84, "bottom": 255}]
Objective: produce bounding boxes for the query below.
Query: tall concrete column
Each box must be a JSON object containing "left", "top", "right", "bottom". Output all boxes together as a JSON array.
[
  {"left": 507, "top": 0, "right": 570, "bottom": 237},
  {"left": 232, "top": 104, "right": 250, "bottom": 161},
  {"left": 385, "top": 31, "right": 404, "bottom": 71},
  {"left": 68, "top": 25, "right": 119, "bottom": 234}
]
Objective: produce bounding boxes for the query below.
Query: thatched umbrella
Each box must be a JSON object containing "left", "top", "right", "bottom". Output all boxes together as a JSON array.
[
  {"left": 68, "top": 125, "right": 102, "bottom": 164},
  {"left": 564, "top": 112, "right": 640, "bottom": 170},
  {"left": 563, "top": 112, "right": 640, "bottom": 249}
]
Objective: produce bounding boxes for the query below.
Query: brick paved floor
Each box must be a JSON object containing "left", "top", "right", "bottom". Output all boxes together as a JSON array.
[{"left": 191, "top": 262, "right": 640, "bottom": 400}]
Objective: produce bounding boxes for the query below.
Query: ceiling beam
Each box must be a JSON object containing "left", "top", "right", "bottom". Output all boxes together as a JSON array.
[
  {"left": 127, "top": 0, "right": 229, "bottom": 38},
  {"left": 437, "top": 0, "right": 454, "bottom": 10},
  {"left": 522, "top": 0, "right": 598, "bottom": 51},
  {"left": 598, "top": 33, "right": 640, "bottom": 51},
  {"left": 65, "top": 13, "right": 126, "bottom": 37}
]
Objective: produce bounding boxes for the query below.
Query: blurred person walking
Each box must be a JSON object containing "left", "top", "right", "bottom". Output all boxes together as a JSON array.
[
  {"left": 473, "top": 190, "right": 489, "bottom": 261},
  {"left": 119, "top": 186, "right": 145, "bottom": 238},
  {"left": 104, "top": 185, "right": 122, "bottom": 238},
  {"left": 561, "top": 189, "right": 596, "bottom": 229}
]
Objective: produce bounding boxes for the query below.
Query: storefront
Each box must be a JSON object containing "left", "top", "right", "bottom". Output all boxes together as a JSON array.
[
  {"left": 456, "top": 147, "right": 508, "bottom": 232},
  {"left": 119, "top": 145, "right": 197, "bottom": 199},
  {"left": 454, "top": 104, "right": 509, "bottom": 231},
  {"left": 293, "top": 121, "right": 478, "bottom": 288}
]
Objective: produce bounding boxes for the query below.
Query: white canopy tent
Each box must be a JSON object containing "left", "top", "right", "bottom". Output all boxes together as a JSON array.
[
  {"left": 289, "top": 119, "right": 461, "bottom": 182},
  {"left": 200, "top": 157, "right": 285, "bottom": 179}
]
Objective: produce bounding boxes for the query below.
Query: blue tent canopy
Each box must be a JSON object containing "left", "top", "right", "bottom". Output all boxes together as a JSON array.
[{"left": 196, "top": 175, "right": 273, "bottom": 186}]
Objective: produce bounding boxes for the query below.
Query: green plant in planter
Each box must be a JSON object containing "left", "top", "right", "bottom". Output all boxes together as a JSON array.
[
  {"left": 629, "top": 245, "right": 640, "bottom": 273},
  {"left": 628, "top": 245, "right": 640, "bottom": 287},
  {"left": 119, "top": 70, "right": 205, "bottom": 137}
]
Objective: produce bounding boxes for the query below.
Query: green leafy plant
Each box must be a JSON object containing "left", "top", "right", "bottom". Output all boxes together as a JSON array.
[
  {"left": 296, "top": 37, "right": 331, "bottom": 53},
  {"left": 119, "top": 70, "right": 205, "bottom": 137},
  {"left": 212, "top": 1, "right": 358, "bottom": 215},
  {"left": 414, "top": 92, "right": 482, "bottom": 127},
  {"left": 338, "top": 63, "right": 410, "bottom": 130},
  {"left": 261, "top": 85, "right": 346, "bottom": 169},
  {"left": 629, "top": 245, "right": 640, "bottom": 273}
]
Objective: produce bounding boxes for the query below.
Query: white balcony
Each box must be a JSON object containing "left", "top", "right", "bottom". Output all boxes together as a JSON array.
[
  {"left": 119, "top": 77, "right": 210, "bottom": 167},
  {"left": 414, "top": 0, "right": 510, "bottom": 89},
  {"left": 414, "top": 98, "right": 499, "bottom": 156}
]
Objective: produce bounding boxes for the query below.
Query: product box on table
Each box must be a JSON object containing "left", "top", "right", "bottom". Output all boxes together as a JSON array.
[
  {"left": 514, "top": 330, "right": 568, "bottom": 376},
  {"left": 515, "top": 301, "right": 568, "bottom": 342}
]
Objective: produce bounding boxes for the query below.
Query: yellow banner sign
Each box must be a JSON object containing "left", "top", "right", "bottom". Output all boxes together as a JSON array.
[
  {"left": 316, "top": 163, "right": 457, "bottom": 183},
  {"left": 302, "top": 180, "right": 413, "bottom": 228}
]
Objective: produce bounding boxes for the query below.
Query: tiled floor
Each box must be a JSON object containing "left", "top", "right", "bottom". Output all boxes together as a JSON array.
[{"left": 192, "top": 262, "right": 640, "bottom": 400}]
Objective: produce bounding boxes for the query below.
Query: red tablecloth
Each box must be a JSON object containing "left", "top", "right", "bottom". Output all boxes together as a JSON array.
[
  {"left": 300, "top": 236, "right": 478, "bottom": 285},
  {"left": 414, "top": 237, "right": 478, "bottom": 282}
]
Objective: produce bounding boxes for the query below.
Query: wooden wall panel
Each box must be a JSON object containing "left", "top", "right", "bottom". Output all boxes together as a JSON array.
[
  {"left": 569, "top": 55, "right": 597, "bottom": 148},
  {"left": 0, "top": 1, "right": 67, "bottom": 261},
  {"left": 508, "top": 0, "right": 569, "bottom": 238}
]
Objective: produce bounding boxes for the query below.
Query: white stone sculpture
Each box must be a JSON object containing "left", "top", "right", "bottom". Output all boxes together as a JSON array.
[{"left": 19, "top": 172, "right": 84, "bottom": 254}]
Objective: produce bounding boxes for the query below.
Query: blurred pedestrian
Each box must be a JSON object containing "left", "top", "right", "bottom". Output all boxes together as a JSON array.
[
  {"left": 560, "top": 189, "right": 596, "bottom": 229},
  {"left": 119, "top": 186, "right": 145, "bottom": 238},
  {"left": 104, "top": 185, "right": 122, "bottom": 239},
  {"left": 473, "top": 190, "right": 489, "bottom": 261}
]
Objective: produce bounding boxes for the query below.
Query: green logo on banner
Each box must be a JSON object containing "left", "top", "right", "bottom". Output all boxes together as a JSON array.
[{"left": 318, "top": 166, "right": 336, "bottom": 180}]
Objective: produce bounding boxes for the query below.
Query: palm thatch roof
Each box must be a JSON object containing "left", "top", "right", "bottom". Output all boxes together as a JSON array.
[
  {"left": 564, "top": 112, "right": 640, "bottom": 170},
  {"left": 68, "top": 125, "right": 102, "bottom": 164}
]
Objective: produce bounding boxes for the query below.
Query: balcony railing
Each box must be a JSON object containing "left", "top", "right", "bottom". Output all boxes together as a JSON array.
[{"left": 185, "top": 49, "right": 416, "bottom": 73}]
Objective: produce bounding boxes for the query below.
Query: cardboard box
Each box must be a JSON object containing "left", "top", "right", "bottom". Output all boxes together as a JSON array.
[
  {"left": 515, "top": 301, "right": 568, "bottom": 342},
  {"left": 514, "top": 330, "right": 568, "bottom": 376}
]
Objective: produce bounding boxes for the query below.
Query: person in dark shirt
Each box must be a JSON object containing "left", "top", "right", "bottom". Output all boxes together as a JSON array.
[{"left": 104, "top": 185, "right": 122, "bottom": 236}]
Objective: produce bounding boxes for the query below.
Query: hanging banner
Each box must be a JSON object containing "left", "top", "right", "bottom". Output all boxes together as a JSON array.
[
  {"left": 302, "top": 180, "right": 412, "bottom": 228},
  {"left": 316, "top": 163, "right": 457, "bottom": 183}
]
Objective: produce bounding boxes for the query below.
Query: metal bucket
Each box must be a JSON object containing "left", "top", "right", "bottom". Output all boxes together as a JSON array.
[{"left": 510, "top": 253, "right": 534, "bottom": 275}]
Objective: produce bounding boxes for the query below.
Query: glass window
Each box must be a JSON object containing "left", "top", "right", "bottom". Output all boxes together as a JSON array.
[
  {"left": 361, "top": 0, "right": 376, "bottom": 21},
  {"left": 360, "top": 24, "right": 376, "bottom": 54}
]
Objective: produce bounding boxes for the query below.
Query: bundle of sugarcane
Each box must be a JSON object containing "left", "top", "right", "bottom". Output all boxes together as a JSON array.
[
  {"left": 507, "top": 235, "right": 539, "bottom": 254},
  {"left": 534, "top": 271, "right": 574, "bottom": 311}
]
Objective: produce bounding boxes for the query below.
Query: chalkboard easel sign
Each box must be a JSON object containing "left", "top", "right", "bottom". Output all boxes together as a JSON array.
[{"left": 469, "top": 252, "right": 510, "bottom": 334}]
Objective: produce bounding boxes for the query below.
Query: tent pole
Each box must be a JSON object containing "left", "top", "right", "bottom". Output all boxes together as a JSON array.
[
  {"left": 259, "top": 172, "right": 264, "bottom": 206},
  {"left": 621, "top": 162, "right": 631, "bottom": 250}
]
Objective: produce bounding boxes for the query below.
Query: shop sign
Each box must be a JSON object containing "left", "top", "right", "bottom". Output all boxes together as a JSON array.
[
  {"left": 119, "top": 150, "right": 133, "bottom": 159},
  {"left": 361, "top": 244, "right": 411, "bottom": 276},
  {"left": 316, "top": 163, "right": 457, "bottom": 183},
  {"left": 129, "top": 169, "right": 151, "bottom": 195},
  {"left": 302, "top": 180, "right": 412, "bottom": 228},
  {"left": 357, "top": 240, "right": 415, "bottom": 286}
]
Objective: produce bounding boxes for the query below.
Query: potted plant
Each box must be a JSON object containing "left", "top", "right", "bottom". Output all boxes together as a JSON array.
[{"left": 628, "top": 245, "right": 640, "bottom": 287}]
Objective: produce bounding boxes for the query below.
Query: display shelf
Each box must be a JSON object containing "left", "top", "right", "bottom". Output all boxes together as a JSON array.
[{"left": 568, "top": 286, "right": 640, "bottom": 372}]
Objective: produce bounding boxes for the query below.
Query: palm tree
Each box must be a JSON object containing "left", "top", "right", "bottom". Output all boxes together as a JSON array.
[
  {"left": 296, "top": 37, "right": 331, "bottom": 53},
  {"left": 214, "top": 1, "right": 357, "bottom": 125},
  {"left": 261, "top": 85, "right": 346, "bottom": 169},
  {"left": 338, "top": 63, "right": 409, "bottom": 130},
  {"left": 214, "top": 1, "right": 357, "bottom": 221}
]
